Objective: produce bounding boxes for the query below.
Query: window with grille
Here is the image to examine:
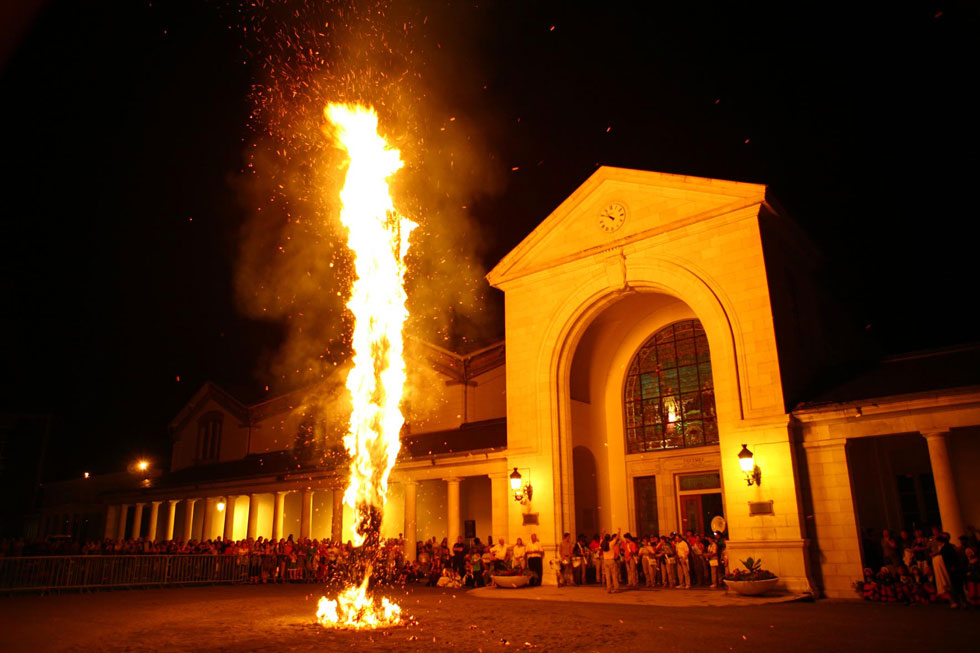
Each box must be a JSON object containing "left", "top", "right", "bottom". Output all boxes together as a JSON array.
[{"left": 624, "top": 319, "right": 719, "bottom": 453}]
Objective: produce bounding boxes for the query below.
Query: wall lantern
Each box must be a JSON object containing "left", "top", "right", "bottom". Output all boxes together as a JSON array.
[
  {"left": 738, "top": 444, "right": 762, "bottom": 486},
  {"left": 510, "top": 467, "right": 533, "bottom": 504},
  {"left": 216, "top": 500, "right": 226, "bottom": 512}
]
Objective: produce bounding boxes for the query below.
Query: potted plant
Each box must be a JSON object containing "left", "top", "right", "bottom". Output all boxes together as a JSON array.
[{"left": 724, "top": 557, "right": 779, "bottom": 595}]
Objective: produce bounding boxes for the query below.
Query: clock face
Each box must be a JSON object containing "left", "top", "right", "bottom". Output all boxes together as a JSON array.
[{"left": 598, "top": 202, "right": 627, "bottom": 232}]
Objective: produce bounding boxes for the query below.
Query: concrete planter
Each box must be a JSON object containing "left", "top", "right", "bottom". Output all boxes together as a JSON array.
[
  {"left": 492, "top": 575, "right": 530, "bottom": 588},
  {"left": 725, "top": 578, "right": 780, "bottom": 596}
]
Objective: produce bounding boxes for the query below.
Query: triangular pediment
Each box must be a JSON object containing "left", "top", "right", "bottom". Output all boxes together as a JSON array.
[
  {"left": 487, "top": 167, "right": 767, "bottom": 287},
  {"left": 169, "top": 381, "right": 249, "bottom": 435}
]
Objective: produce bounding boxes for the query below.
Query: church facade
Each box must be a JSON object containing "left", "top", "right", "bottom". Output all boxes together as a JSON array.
[{"left": 48, "top": 167, "right": 979, "bottom": 598}]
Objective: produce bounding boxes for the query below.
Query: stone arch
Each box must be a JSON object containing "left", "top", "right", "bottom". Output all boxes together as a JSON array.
[{"left": 542, "top": 255, "right": 744, "bottom": 536}]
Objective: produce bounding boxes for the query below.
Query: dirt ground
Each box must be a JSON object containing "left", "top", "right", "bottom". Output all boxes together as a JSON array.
[{"left": 1, "top": 583, "right": 977, "bottom": 652}]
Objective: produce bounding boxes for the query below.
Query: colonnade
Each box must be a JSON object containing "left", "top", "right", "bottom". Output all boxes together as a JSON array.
[
  {"left": 102, "top": 470, "right": 518, "bottom": 553},
  {"left": 104, "top": 488, "right": 346, "bottom": 544},
  {"left": 400, "top": 471, "right": 514, "bottom": 562}
]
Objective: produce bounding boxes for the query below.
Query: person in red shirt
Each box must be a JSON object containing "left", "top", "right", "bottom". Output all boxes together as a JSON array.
[{"left": 623, "top": 534, "right": 639, "bottom": 588}]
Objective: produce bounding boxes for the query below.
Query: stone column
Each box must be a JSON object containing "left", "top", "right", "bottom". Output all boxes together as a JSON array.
[
  {"left": 272, "top": 491, "right": 287, "bottom": 541},
  {"left": 182, "top": 498, "right": 198, "bottom": 542},
  {"left": 117, "top": 505, "right": 130, "bottom": 540},
  {"left": 331, "top": 489, "right": 344, "bottom": 543},
  {"left": 165, "top": 500, "right": 179, "bottom": 541},
  {"left": 300, "top": 489, "right": 314, "bottom": 539},
  {"left": 147, "top": 501, "right": 162, "bottom": 542},
  {"left": 223, "top": 495, "right": 237, "bottom": 541},
  {"left": 490, "top": 472, "right": 510, "bottom": 544},
  {"left": 446, "top": 477, "right": 462, "bottom": 541},
  {"left": 202, "top": 497, "right": 214, "bottom": 541},
  {"left": 922, "top": 430, "right": 966, "bottom": 538},
  {"left": 404, "top": 481, "right": 418, "bottom": 561},
  {"left": 104, "top": 505, "right": 118, "bottom": 539},
  {"left": 247, "top": 493, "right": 260, "bottom": 540},
  {"left": 131, "top": 503, "right": 145, "bottom": 540}
]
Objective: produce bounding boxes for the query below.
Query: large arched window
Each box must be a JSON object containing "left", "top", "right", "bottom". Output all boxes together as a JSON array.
[{"left": 624, "top": 319, "right": 718, "bottom": 453}]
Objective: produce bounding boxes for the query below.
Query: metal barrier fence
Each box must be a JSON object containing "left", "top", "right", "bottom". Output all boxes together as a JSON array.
[{"left": 0, "top": 555, "right": 250, "bottom": 592}]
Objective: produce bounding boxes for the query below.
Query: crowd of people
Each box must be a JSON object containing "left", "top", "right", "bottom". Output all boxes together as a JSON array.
[
  {"left": 1, "top": 529, "right": 729, "bottom": 591},
  {"left": 7, "top": 524, "right": 980, "bottom": 605},
  {"left": 399, "top": 529, "right": 730, "bottom": 592},
  {"left": 855, "top": 525, "right": 980, "bottom": 609},
  {"left": 551, "top": 530, "right": 728, "bottom": 592}
]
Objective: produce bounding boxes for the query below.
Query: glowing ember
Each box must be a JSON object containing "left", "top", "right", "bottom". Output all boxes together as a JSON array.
[{"left": 317, "top": 103, "right": 415, "bottom": 629}]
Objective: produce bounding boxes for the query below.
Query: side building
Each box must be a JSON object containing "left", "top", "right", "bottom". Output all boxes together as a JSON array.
[{"left": 96, "top": 341, "right": 507, "bottom": 562}]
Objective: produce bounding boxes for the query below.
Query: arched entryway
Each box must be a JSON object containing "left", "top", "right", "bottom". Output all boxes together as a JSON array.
[{"left": 565, "top": 291, "right": 726, "bottom": 535}]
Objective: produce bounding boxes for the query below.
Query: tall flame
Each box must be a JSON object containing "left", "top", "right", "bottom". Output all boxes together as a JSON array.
[{"left": 317, "top": 103, "right": 415, "bottom": 629}]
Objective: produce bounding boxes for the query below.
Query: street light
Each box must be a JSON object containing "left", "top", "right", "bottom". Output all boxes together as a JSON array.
[
  {"left": 509, "top": 467, "right": 533, "bottom": 504},
  {"left": 738, "top": 444, "right": 762, "bottom": 486}
]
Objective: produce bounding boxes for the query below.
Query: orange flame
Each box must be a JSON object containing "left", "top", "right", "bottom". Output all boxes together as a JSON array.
[{"left": 317, "top": 103, "right": 415, "bottom": 629}]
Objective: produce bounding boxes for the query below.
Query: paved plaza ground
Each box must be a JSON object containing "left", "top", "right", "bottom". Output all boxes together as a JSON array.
[{"left": 0, "top": 583, "right": 976, "bottom": 652}]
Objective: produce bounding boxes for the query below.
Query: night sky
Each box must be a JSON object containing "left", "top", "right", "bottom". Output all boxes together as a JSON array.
[{"left": 1, "top": 1, "right": 977, "bottom": 481}]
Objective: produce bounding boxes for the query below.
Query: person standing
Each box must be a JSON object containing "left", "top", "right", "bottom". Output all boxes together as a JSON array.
[
  {"left": 601, "top": 530, "right": 622, "bottom": 593},
  {"left": 940, "top": 533, "right": 968, "bottom": 608},
  {"left": 589, "top": 534, "right": 602, "bottom": 585},
  {"left": 526, "top": 533, "right": 544, "bottom": 586},
  {"left": 469, "top": 547, "right": 485, "bottom": 587},
  {"left": 573, "top": 534, "right": 589, "bottom": 585},
  {"left": 512, "top": 537, "right": 527, "bottom": 570},
  {"left": 452, "top": 535, "right": 467, "bottom": 577},
  {"left": 706, "top": 535, "right": 721, "bottom": 588},
  {"left": 881, "top": 529, "right": 899, "bottom": 572},
  {"left": 656, "top": 535, "right": 675, "bottom": 588},
  {"left": 558, "top": 533, "right": 575, "bottom": 586},
  {"left": 674, "top": 533, "right": 691, "bottom": 589},
  {"left": 623, "top": 534, "right": 639, "bottom": 588},
  {"left": 639, "top": 537, "right": 657, "bottom": 588}
]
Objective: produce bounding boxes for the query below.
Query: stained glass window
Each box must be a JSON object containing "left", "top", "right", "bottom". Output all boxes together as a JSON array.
[{"left": 623, "top": 319, "right": 719, "bottom": 453}]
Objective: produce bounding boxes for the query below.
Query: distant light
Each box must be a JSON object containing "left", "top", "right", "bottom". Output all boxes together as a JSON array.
[
  {"left": 137, "top": 460, "right": 149, "bottom": 472},
  {"left": 83, "top": 472, "right": 90, "bottom": 479}
]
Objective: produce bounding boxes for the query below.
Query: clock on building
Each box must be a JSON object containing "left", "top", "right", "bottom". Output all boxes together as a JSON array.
[{"left": 598, "top": 202, "right": 627, "bottom": 232}]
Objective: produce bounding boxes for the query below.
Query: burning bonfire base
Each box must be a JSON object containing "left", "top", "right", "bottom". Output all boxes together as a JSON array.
[{"left": 315, "top": 103, "right": 415, "bottom": 630}]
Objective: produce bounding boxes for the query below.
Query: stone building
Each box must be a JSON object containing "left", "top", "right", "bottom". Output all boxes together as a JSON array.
[{"left": 54, "top": 167, "right": 979, "bottom": 598}]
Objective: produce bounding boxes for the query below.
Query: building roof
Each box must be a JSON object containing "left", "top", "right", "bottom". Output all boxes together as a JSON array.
[
  {"left": 140, "top": 418, "right": 507, "bottom": 491},
  {"left": 401, "top": 418, "right": 507, "bottom": 458},
  {"left": 795, "top": 343, "right": 980, "bottom": 409},
  {"left": 153, "top": 450, "right": 328, "bottom": 488}
]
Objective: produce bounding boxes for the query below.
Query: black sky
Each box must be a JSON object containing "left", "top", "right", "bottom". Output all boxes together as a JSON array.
[{"left": 1, "top": 1, "right": 977, "bottom": 481}]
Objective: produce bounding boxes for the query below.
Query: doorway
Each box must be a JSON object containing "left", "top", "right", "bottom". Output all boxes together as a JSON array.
[
  {"left": 679, "top": 494, "right": 724, "bottom": 534},
  {"left": 677, "top": 472, "right": 723, "bottom": 535}
]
